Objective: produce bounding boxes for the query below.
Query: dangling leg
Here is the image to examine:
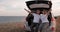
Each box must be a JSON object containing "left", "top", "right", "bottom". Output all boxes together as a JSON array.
[{"left": 40, "top": 22, "right": 49, "bottom": 32}]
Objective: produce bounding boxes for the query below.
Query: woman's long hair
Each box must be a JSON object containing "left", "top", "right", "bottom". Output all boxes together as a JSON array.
[{"left": 47, "top": 9, "right": 52, "bottom": 26}]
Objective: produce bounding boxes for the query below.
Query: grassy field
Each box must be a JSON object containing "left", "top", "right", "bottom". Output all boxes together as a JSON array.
[
  {"left": 0, "top": 22, "right": 25, "bottom": 32},
  {"left": 0, "top": 17, "right": 60, "bottom": 32},
  {"left": 56, "top": 16, "right": 60, "bottom": 32}
]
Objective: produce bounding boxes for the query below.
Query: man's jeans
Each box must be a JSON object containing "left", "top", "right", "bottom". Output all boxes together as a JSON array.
[
  {"left": 30, "top": 23, "right": 39, "bottom": 32},
  {"left": 40, "top": 22, "right": 49, "bottom": 32}
]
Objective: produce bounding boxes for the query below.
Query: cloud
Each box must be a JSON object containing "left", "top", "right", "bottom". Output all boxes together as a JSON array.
[
  {"left": 0, "top": 0, "right": 27, "bottom": 16},
  {"left": 0, "top": 0, "right": 60, "bottom": 16}
]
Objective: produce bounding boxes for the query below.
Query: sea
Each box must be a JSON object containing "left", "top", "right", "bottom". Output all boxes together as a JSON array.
[{"left": 0, "top": 16, "right": 26, "bottom": 23}]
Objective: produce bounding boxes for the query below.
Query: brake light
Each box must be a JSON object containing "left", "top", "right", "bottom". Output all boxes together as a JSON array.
[{"left": 51, "top": 27, "right": 55, "bottom": 31}]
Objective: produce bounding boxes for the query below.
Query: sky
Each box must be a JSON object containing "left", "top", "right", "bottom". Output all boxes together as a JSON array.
[{"left": 0, "top": 0, "right": 60, "bottom": 16}]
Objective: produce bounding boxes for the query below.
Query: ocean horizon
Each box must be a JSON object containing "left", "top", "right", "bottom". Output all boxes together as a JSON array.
[{"left": 0, "top": 16, "right": 26, "bottom": 23}]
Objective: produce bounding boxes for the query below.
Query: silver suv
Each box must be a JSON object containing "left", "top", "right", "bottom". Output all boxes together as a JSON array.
[
  {"left": 25, "top": 0, "right": 56, "bottom": 32},
  {"left": 24, "top": 13, "right": 56, "bottom": 32}
]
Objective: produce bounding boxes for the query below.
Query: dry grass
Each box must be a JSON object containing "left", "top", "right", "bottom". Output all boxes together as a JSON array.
[
  {"left": 0, "top": 22, "right": 25, "bottom": 32},
  {"left": 56, "top": 16, "right": 60, "bottom": 32},
  {"left": 0, "top": 16, "right": 59, "bottom": 32}
]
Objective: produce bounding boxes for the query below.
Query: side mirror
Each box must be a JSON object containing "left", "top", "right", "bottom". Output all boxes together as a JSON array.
[{"left": 54, "top": 17, "right": 57, "bottom": 19}]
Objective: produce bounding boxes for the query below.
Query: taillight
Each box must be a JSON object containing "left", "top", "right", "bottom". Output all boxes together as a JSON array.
[
  {"left": 51, "top": 27, "right": 55, "bottom": 31},
  {"left": 51, "top": 17, "right": 56, "bottom": 27},
  {"left": 51, "top": 17, "right": 56, "bottom": 32}
]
